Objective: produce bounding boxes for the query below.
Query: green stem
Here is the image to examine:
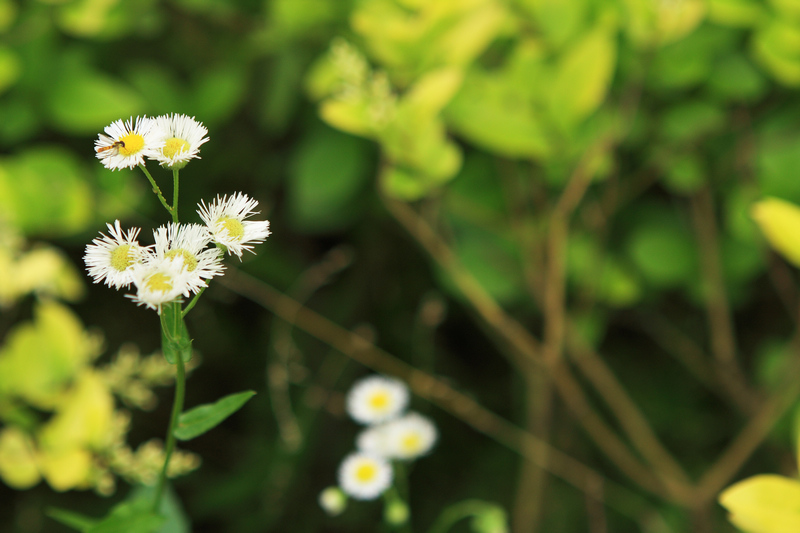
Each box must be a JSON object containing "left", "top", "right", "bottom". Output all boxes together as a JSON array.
[
  {"left": 172, "top": 169, "right": 180, "bottom": 223},
  {"left": 139, "top": 164, "right": 174, "bottom": 219},
  {"left": 182, "top": 286, "right": 206, "bottom": 318},
  {"left": 427, "top": 500, "right": 497, "bottom": 533},
  {"left": 153, "top": 303, "right": 187, "bottom": 513}
]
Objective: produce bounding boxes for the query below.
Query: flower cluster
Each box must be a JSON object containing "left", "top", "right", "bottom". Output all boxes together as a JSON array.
[
  {"left": 319, "top": 375, "right": 438, "bottom": 516},
  {"left": 95, "top": 114, "right": 209, "bottom": 171},
  {"left": 84, "top": 195, "right": 269, "bottom": 312},
  {"left": 85, "top": 115, "right": 270, "bottom": 312}
]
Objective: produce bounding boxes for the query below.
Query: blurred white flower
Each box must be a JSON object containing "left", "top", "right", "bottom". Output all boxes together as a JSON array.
[
  {"left": 337, "top": 452, "right": 392, "bottom": 500},
  {"left": 346, "top": 375, "right": 409, "bottom": 425}
]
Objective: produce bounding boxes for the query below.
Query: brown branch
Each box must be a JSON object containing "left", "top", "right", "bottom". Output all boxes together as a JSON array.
[
  {"left": 218, "top": 269, "right": 662, "bottom": 523},
  {"left": 690, "top": 189, "right": 760, "bottom": 413},
  {"left": 566, "top": 332, "right": 692, "bottom": 500},
  {"left": 383, "top": 195, "right": 674, "bottom": 498}
]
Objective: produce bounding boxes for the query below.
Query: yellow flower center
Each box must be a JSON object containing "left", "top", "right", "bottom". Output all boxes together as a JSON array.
[
  {"left": 165, "top": 249, "right": 198, "bottom": 272},
  {"left": 368, "top": 392, "right": 389, "bottom": 410},
  {"left": 217, "top": 216, "right": 245, "bottom": 241},
  {"left": 355, "top": 463, "right": 377, "bottom": 482},
  {"left": 162, "top": 137, "right": 190, "bottom": 159},
  {"left": 144, "top": 272, "right": 173, "bottom": 294},
  {"left": 401, "top": 433, "right": 422, "bottom": 453},
  {"left": 109, "top": 244, "right": 134, "bottom": 272},
  {"left": 118, "top": 133, "right": 145, "bottom": 156}
]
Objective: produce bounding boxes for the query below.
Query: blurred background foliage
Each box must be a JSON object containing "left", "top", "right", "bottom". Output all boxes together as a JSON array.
[{"left": 3, "top": 0, "right": 800, "bottom": 531}]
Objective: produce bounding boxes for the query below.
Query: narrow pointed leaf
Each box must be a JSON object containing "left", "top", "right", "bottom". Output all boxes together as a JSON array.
[
  {"left": 88, "top": 514, "right": 165, "bottom": 533},
  {"left": 174, "top": 390, "right": 256, "bottom": 441},
  {"left": 47, "top": 508, "right": 97, "bottom": 531}
]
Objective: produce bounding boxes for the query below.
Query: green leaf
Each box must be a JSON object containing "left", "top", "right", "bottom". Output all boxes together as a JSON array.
[
  {"left": 45, "top": 66, "right": 145, "bottom": 135},
  {"left": 0, "top": 146, "right": 93, "bottom": 237},
  {"left": 174, "top": 390, "right": 256, "bottom": 441},
  {"left": 160, "top": 302, "right": 192, "bottom": 365},
  {"left": 88, "top": 514, "right": 165, "bottom": 533},
  {"left": 287, "top": 124, "right": 373, "bottom": 233},
  {"left": 48, "top": 490, "right": 167, "bottom": 533},
  {"left": 47, "top": 508, "right": 97, "bottom": 531},
  {"left": 719, "top": 474, "right": 800, "bottom": 533},
  {"left": 130, "top": 485, "right": 190, "bottom": 533},
  {"left": 660, "top": 101, "right": 725, "bottom": 144},
  {"left": 548, "top": 25, "right": 616, "bottom": 132},
  {"left": 626, "top": 217, "right": 697, "bottom": 287}
]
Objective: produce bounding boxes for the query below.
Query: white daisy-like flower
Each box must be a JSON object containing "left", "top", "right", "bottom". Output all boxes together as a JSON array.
[
  {"left": 197, "top": 193, "right": 271, "bottom": 259},
  {"left": 355, "top": 425, "right": 392, "bottom": 457},
  {"left": 337, "top": 452, "right": 393, "bottom": 500},
  {"left": 84, "top": 220, "right": 152, "bottom": 290},
  {"left": 151, "top": 114, "right": 209, "bottom": 170},
  {"left": 127, "top": 256, "right": 193, "bottom": 312},
  {"left": 153, "top": 222, "right": 223, "bottom": 293},
  {"left": 382, "top": 412, "right": 438, "bottom": 460},
  {"left": 95, "top": 116, "right": 163, "bottom": 170},
  {"left": 318, "top": 486, "right": 347, "bottom": 516},
  {"left": 346, "top": 375, "right": 409, "bottom": 425}
]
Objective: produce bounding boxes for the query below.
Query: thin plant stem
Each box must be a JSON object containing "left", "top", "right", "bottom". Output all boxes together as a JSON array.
[
  {"left": 173, "top": 169, "right": 180, "bottom": 223},
  {"left": 182, "top": 286, "right": 206, "bottom": 318},
  {"left": 153, "top": 305, "right": 187, "bottom": 513},
  {"left": 139, "top": 164, "right": 174, "bottom": 219}
]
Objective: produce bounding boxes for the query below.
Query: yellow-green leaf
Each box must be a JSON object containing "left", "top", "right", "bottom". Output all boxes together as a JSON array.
[
  {"left": 0, "top": 427, "right": 40, "bottom": 489},
  {"left": 719, "top": 474, "right": 800, "bottom": 533},
  {"left": 548, "top": 25, "right": 616, "bottom": 132},
  {"left": 751, "top": 197, "right": 800, "bottom": 266}
]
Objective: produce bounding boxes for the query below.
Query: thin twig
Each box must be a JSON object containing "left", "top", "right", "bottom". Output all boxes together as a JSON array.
[
  {"left": 382, "top": 195, "right": 669, "bottom": 498},
  {"left": 690, "top": 189, "right": 759, "bottom": 412},
  {"left": 218, "top": 269, "right": 664, "bottom": 523},
  {"left": 566, "top": 331, "right": 692, "bottom": 499}
]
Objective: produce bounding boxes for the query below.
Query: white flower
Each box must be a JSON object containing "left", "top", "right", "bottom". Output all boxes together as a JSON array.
[
  {"left": 356, "top": 424, "right": 392, "bottom": 456},
  {"left": 127, "top": 256, "right": 193, "bottom": 312},
  {"left": 151, "top": 114, "right": 209, "bottom": 170},
  {"left": 95, "top": 116, "right": 163, "bottom": 170},
  {"left": 355, "top": 412, "right": 437, "bottom": 460},
  {"left": 197, "top": 193, "right": 271, "bottom": 259},
  {"left": 318, "top": 486, "right": 347, "bottom": 516},
  {"left": 84, "top": 220, "right": 151, "bottom": 289},
  {"left": 153, "top": 223, "right": 223, "bottom": 294},
  {"left": 382, "top": 412, "right": 438, "bottom": 460},
  {"left": 346, "top": 375, "right": 409, "bottom": 425},
  {"left": 337, "top": 453, "right": 392, "bottom": 500}
]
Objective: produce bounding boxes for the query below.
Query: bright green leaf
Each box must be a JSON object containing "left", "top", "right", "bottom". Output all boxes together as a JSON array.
[
  {"left": 174, "top": 390, "right": 256, "bottom": 441},
  {"left": 548, "top": 25, "right": 616, "bottom": 132}
]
